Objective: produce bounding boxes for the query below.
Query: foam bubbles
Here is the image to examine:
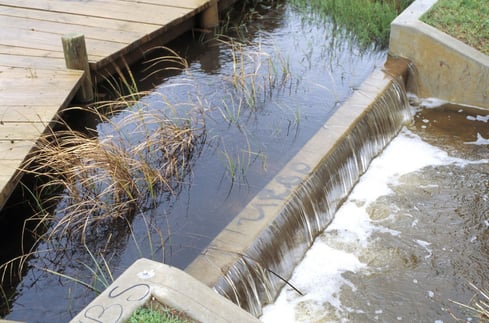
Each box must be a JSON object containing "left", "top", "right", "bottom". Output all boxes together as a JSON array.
[{"left": 260, "top": 127, "right": 474, "bottom": 322}]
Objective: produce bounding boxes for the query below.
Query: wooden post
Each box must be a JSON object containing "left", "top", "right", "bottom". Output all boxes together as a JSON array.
[
  {"left": 200, "top": 0, "right": 219, "bottom": 29},
  {"left": 62, "top": 33, "right": 94, "bottom": 103}
]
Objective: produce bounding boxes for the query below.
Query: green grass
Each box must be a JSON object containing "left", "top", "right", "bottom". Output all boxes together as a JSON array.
[
  {"left": 289, "top": 0, "right": 414, "bottom": 49},
  {"left": 421, "top": 0, "right": 489, "bottom": 55},
  {"left": 129, "top": 301, "right": 194, "bottom": 323}
]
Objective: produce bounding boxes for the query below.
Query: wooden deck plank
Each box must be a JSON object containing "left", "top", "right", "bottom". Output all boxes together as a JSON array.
[
  {"left": 0, "top": 0, "right": 195, "bottom": 26},
  {"left": 0, "top": 26, "right": 128, "bottom": 61},
  {"left": 0, "top": 54, "right": 66, "bottom": 70},
  {"left": 0, "top": 140, "right": 35, "bottom": 160},
  {"left": 0, "top": 6, "right": 159, "bottom": 34},
  {"left": 0, "top": 105, "right": 63, "bottom": 123},
  {"left": 0, "top": 67, "right": 83, "bottom": 108},
  {"left": 0, "top": 123, "right": 46, "bottom": 141},
  {"left": 0, "top": 44, "right": 66, "bottom": 59},
  {"left": 0, "top": 15, "right": 145, "bottom": 44},
  {"left": 119, "top": 0, "right": 208, "bottom": 9}
]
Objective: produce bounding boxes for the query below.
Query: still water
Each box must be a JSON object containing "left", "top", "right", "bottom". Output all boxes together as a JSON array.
[{"left": 261, "top": 99, "right": 489, "bottom": 322}]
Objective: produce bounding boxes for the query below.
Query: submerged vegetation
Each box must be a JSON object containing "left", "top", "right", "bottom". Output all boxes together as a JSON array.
[
  {"left": 288, "top": 0, "right": 414, "bottom": 49},
  {"left": 421, "top": 0, "right": 489, "bottom": 55}
]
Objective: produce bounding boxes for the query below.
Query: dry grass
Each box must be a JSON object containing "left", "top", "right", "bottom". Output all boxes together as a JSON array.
[
  {"left": 23, "top": 99, "right": 204, "bottom": 242},
  {"left": 451, "top": 282, "right": 489, "bottom": 322}
]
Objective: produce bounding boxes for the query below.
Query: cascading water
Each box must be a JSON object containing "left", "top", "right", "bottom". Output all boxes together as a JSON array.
[
  {"left": 261, "top": 100, "right": 489, "bottom": 322},
  {"left": 186, "top": 58, "right": 413, "bottom": 316}
]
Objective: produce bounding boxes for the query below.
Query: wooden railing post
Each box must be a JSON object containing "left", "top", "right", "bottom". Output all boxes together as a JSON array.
[
  {"left": 62, "top": 33, "right": 94, "bottom": 103},
  {"left": 200, "top": 0, "right": 219, "bottom": 29}
]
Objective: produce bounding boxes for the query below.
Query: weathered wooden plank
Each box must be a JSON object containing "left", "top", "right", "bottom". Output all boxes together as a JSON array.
[
  {"left": 0, "top": 160, "right": 23, "bottom": 177},
  {"left": 0, "top": 6, "right": 159, "bottom": 34},
  {"left": 0, "top": 140, "right": 35, "bottom": 160},
  {"left": 0, "top": 67, "right": 83, "bottom": 107},
  {"left": 0, "top": 0, "right": 193, "bottom": 26},
  {"left": 0, "top": 105, "right": 62, "bottom": 123},
  {"left": 0, "top": 123, "right": 46, "bottom": 141},
  {"left": 0, "top": 26, "right": 128, "bottom": 61},
  {"left": 0, "top": 44, "right": 65, "bottom": 58},
  {"left": 0, "top": 15, "right": 145, "bottom": 44},
  {"left": 0, "top": 54, "right": 65, "bottom": 70},
  {"left": 119, "top": 0, "right": 209, "bottom": 10}
]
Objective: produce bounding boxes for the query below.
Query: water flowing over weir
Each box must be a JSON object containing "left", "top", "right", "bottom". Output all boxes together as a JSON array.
[{"left": 185, "top": 57, "right": 413, "bottom": 316}]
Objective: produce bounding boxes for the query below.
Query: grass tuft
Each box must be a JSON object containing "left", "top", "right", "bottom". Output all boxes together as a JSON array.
[
  {"left": 129, "top": 299, "right": 195, "bottom": 323},
  {"left": 22, "top": 99, "right": 205, "bottom": 242}
]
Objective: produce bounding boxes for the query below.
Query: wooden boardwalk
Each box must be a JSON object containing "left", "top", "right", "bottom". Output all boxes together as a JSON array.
[{"left": 0, "top": 0, "right": 220, "bottom": 209}]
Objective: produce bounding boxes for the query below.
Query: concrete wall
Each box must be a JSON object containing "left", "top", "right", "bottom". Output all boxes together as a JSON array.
[{"left": 389, "top": 0, "right": 489, "bottom": 109}]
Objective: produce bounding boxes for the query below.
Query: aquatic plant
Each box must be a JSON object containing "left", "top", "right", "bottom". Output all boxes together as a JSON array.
[{"left": 219, "top": 37, "right": 294, "bottom": 111}]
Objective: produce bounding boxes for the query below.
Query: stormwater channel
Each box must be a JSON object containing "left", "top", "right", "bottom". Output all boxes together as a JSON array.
[
  {"left": 2, "top": 1, "right": 487, "bottom": 322},
  {"left": 1, "top": 1, "right": 387, "bottom": 321}
]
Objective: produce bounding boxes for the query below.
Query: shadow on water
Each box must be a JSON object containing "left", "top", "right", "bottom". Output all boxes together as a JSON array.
[{"left": 1, "top": 0, "right": 388, "bottom": 321}]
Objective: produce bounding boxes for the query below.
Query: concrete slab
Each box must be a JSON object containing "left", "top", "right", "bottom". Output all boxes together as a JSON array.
[
  {"left": 70, "top": 258, "right": 259, "bottom": 323},
  {"left": 389, "top": 0, "right": 489, "bottom": 109}
]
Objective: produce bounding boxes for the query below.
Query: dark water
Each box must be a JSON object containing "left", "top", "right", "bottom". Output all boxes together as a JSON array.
[{"left": 1, "top": 2, "right": 386, "bottom": 321}]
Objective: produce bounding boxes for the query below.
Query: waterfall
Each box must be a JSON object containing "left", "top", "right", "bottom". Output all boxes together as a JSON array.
[{"left": 186, "top": 57, "right": 413, "bottom": 317}]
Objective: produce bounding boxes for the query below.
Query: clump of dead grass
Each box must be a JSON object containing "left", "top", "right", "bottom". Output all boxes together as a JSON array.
[
  {"left": 451, "top": 282, "right": 489, "bottom": 322},
  {"left": 23, "top": 98, "right": 204, "bottom": 242}
]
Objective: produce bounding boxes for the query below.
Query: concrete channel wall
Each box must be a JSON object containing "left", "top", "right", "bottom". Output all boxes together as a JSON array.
[{"left": 389, "top": 0, "right": 489, "bottom": 109}]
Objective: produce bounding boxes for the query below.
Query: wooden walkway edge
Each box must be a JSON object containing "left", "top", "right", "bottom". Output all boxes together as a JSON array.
[{"left": 0, "top": 0, "right": 231, "bottom": 210}]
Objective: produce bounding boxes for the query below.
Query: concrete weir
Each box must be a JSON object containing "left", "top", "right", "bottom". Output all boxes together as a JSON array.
[{"left": 185, "top": 57, "right": 412, "bottom": 317}]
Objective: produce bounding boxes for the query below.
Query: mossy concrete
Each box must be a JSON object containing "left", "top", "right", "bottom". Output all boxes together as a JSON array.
[{"left": 389, "top": 0, "right": 489, "bottom": 109}]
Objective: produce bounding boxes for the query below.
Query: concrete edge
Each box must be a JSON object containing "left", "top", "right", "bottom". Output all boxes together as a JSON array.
[
  {"left": 70, "top": 258, "right": 259, "bottom": 323},
  {"left": 389, "top": 0, "right": 489, "bottom": 108}
]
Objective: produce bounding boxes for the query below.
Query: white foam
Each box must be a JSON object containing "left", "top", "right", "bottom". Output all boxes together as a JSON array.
[
  {"left": 419, "top": 97, "right": 448, "bottom": 109},
  {"left": 465, "top": 133, "right": 489, "bottom": 145},
  {"left": 467, "top": 114, "right": 489, "bottom": 123},
  {"left": 260, "top": 128, "right": 473, "bottom": 322}
]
